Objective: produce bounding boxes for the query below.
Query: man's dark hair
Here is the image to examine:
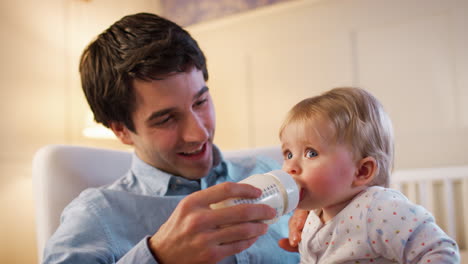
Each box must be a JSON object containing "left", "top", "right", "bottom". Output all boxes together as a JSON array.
[{"left": 79, "top": 13, "right": 208, "bottom": 132}]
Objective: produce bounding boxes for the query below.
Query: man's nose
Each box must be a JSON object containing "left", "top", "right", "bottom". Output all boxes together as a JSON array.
[{"left": 182, "top": 112, "right": 209, "bottom": 143}]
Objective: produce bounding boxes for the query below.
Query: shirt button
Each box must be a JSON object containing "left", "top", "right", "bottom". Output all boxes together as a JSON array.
[{"left": 171, "top": 184, "right": 178, "bottom": 190}]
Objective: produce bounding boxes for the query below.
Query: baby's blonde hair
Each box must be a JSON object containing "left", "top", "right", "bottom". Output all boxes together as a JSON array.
[{"left": 279, "top": 87, "right": 394, "bottom": 187}]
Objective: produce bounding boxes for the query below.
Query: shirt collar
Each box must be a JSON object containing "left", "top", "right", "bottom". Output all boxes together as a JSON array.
[
  {"left": 130, "top": 153, "right": 171, "bottom": 196},
  {"left": 130, "top": 145, "right": 227, "bottom": 196}
]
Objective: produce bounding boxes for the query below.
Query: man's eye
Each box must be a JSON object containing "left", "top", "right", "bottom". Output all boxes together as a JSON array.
[
  {"left": 154, "top": 116, "right": 172, "bottom": 126},
  {"left": 306, "top": 149, "right": 318, "bottom": 158},
  {"left": 195, "top": 99, "right": 207, "bottom": 107}
]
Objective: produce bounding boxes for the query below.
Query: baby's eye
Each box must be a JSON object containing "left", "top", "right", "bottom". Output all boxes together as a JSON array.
[
  {"left": 285, "top": 151, "right": 293, "bottom": 160},
  {"left": 305, "top": 149, "right": 318, "bottom": 158}
]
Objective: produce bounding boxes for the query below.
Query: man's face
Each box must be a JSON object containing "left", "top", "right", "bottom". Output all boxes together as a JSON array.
[{"left": 112, "top": 67, "right": 216, "bottom": 180}]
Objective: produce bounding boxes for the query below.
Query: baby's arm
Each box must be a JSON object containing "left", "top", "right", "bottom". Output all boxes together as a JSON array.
[
  {"left": 404, "top": 220, "right": 459, "bottom": 263},
  {"left": 367, "top": 189, "right": 459, "bottom": 263}
]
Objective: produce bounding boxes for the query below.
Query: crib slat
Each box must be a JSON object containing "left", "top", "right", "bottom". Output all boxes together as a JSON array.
[
  {"left": 463, "top": 178, "right": 468, "bottom": 249},
  {"left": 407, "top": 182, "right": 418, "bottom": 203},
  {"left": 443, "top": 178, "right": 456, "bottom": 241},
  {"left": 418, "top": 181, "right": 434, "bottom": 213},
  {"left": 392, "top": 166, "right": 468, "bottom": 251},
  {"left": 394, "top": 183, "right": 402, "bottom": 192}
]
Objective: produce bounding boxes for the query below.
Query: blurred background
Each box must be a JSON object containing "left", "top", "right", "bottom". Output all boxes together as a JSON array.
[{"left": 1, "top": 0, "right": 467, "bottom": 262}]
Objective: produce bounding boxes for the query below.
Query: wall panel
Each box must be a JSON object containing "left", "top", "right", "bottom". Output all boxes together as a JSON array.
[{"left": 189, "top": 0, "right": 468, "bottom": 169}]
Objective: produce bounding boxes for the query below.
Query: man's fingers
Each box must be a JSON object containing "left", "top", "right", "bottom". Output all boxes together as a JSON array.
[
  {"left": 187, "top": 223, "right": 265, "bottom": 262},
  {"left": 278, "top": 238, "right": 299, "bottom": 252},
  {"left": 210, "top": 203, "right": 276, "bottom": 226},
  {"left": 217, "top": 236, "right": 260, "bottom": 258},
  {"left": 214, "top": 222, "right": 269, "bottom": 245},
  {"left": 189, "top": 182, "right": 262, "bottom": 206}
]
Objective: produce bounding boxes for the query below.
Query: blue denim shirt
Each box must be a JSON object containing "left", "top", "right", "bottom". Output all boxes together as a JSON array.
[{"left": 43, "top": 147, "right": 299, "bottom": 263}]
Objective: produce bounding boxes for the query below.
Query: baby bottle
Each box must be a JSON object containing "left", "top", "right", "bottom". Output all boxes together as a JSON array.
[{"left": 210, "top": 170, "right": 299, "bottom": 224}]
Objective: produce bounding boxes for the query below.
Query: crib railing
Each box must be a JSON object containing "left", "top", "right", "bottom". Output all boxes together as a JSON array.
[{"left": 391, "top": 166, "right": 468, "bottom": 252}]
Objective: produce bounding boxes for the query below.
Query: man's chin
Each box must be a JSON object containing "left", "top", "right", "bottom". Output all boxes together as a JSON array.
[{"left": 179, "top": 167, "right": 212, "bottom": 180}]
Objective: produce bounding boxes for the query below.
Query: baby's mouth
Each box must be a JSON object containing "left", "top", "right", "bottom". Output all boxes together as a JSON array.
[{"left": 299, "top": 188, "right": 305, "bottom": 202}]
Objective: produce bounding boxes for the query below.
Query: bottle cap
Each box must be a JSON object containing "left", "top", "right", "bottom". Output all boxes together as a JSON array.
[{"left": 265, "top": 170, "right": 299, "bottom": 214}]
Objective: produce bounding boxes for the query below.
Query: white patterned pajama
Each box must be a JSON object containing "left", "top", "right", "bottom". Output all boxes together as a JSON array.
[{"left": 299, "top": 186, "right": 459, "bottom": 263}]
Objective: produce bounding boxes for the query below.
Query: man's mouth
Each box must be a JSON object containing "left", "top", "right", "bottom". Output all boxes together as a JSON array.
[{"left": 179, "top": 143, "right": 206, "bottom": 156}]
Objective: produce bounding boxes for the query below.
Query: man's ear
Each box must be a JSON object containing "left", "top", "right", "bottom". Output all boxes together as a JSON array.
[
  {"left": 353, "top": 156, "right": 377, "bottom": 187},
  {"left": 109, "top": 122, "right": 134, "bottom": 146}
]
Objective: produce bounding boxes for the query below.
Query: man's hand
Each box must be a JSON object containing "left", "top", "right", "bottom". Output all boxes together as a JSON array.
[
  {"left": 148, "top": 182, "right": 276, "bottom": 264},
  {"left": 278, "top": 209, "right": 309, "bottom": 252}
]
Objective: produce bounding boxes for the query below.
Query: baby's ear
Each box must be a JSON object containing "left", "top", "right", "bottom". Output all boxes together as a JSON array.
[{"left": 353, "top": 157, "right": 377, "bottom": 187}]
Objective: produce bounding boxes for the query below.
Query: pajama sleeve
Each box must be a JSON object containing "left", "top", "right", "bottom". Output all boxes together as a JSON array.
[{"left": 366, "top": 189, "right": 460, "bottom": 263}]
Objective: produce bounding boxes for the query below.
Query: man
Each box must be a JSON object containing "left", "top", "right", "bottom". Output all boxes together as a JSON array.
[{"left": 43, "top": 13, "right": 299, "bottom": 263}]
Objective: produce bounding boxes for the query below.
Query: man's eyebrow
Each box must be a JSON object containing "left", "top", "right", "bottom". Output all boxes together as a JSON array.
[{"left": 195, "top": 86, "right": 209, "bottom": 99}]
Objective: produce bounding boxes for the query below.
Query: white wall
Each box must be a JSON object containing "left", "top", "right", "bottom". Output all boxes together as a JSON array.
[
  {"left": 188, "top": 0, "right": 468, "bottom": 170},
  {"left": 0, "top": 2, "right": 66, "bottom": 262}
]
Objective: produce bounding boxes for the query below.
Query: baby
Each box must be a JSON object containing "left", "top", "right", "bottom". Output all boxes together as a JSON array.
[{"left": 279, "top": 87, "right": 460, "bottom": 263}]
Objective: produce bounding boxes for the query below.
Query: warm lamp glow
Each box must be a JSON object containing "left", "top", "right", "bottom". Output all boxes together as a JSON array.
[
  {"left": 82, "top": 111, "right": 116, "bottom": 139},
  {"left": 82, "top": 125, "right": 116, "bottom": 139}
]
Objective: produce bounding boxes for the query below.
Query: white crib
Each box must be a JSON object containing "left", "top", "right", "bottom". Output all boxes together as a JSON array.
[{"left": 391, "top": 166, "right": 468, "bottom": 262}]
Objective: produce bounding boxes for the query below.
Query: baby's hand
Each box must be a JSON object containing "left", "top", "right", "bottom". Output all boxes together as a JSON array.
[{"left": 278, "top": 209, "right": 309, "bottom": 252}]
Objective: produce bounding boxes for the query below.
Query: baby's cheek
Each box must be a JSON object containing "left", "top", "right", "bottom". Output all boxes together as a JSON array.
[{"left": 308, "top": 173, "right": 336, "bottom": 195}]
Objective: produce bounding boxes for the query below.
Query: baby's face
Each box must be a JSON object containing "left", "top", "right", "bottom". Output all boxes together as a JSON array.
[{"left": 280, "top": 120, "right": 362, "bottom": 215}]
